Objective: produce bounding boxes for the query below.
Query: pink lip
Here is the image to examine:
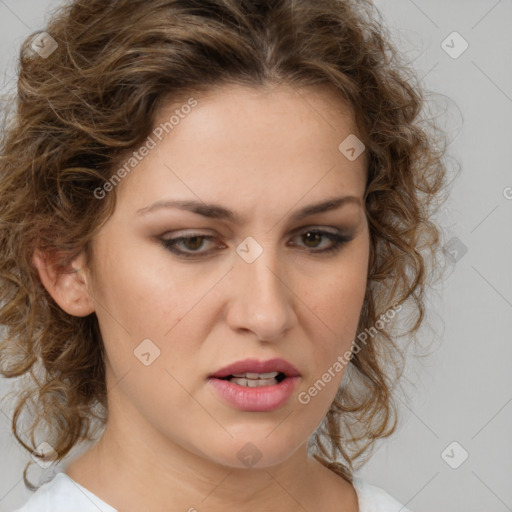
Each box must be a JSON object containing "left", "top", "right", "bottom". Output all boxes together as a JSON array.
[
  {"left": 208, "top": 376, "right": 300, "bottom": 412},
  {"left": 209, "top": 358, "right": 301, "bottom": 379},
  {"left": 207, "top": 358, "right": 301, "bottom": 412}
]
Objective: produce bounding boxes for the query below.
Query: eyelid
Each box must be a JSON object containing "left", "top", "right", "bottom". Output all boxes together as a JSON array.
[{"left": 163, "top": 224, "right": 350, "bottom": 239}]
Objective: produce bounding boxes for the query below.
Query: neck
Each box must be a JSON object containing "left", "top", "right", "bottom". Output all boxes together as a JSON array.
[
  {"left": 64, "top": 369, "right": 357, "bottom": 512},
  {"left": 66, "top": 426, "right": 330, "bottom": 512}
]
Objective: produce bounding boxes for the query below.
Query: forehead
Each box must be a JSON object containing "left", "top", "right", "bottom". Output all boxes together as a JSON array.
[
  {"left": 154, "top": 82, "right": 361, "bottom": 151},
  {"left": 114, "top": 83, "right": 367, "bottom": 216}
]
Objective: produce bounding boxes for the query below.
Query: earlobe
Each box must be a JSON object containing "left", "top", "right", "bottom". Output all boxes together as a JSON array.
[{"left": 32, "top": 249, "right": 96, "bottom": 317}]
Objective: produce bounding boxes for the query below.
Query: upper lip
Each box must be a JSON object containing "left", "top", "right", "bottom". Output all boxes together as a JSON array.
[{"left": 209, "top": 358, "right": 301, "bottom": 378}]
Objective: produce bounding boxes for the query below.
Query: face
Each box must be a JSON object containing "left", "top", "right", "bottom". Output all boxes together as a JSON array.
[{"left": 82, "top": 83, "right": 369, "bottom": 469}]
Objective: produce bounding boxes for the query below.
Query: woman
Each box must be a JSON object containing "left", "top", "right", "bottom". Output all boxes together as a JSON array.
[{"left": 0, "top": 0, "right": 447, "bottom": 510}]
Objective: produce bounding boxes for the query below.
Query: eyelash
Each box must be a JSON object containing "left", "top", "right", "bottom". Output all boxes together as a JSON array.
[{"left": 160, "top": 229, "right": 354, "bottom": 259}]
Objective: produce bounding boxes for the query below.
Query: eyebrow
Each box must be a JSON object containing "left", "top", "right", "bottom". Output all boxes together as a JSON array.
[{"left": 136, "top": 195, "right": 361, "bottom": 223}]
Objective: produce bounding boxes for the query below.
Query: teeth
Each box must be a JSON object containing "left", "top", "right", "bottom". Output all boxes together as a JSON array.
[
  {"left": 230, "top": 377, "right": 278, "bottom": 387},
  {"left": 231, "top": 371, "right": 280, "bottom": 379}
]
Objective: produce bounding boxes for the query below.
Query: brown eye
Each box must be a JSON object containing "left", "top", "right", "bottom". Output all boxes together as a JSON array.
[
  {"left": 161, "top": 234, "right": 219, "bottom": 258},
  {"left": 291, "top": 229, "right": 354, "bottom": 254},
  {"left": 161, "top": 229, "right": 353, "bottom": 260},
  {"left": 181, "top": 236, "right": 207, "bottom": 251},
  {"left": 302, "top": 231, "right": 323, "bottom": 248}
]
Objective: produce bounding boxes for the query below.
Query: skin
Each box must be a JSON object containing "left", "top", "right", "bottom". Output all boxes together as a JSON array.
[{"left": 33, "top": 83, "right": 369, "bottom": 512}]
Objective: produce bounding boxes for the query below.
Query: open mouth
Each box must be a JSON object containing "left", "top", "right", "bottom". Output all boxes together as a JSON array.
[
  {"left": 208, "top": 360, "right": 300, "bottom": 411},
  {"left": 218, "top": 371, "right": 287, "bottom": 387}
]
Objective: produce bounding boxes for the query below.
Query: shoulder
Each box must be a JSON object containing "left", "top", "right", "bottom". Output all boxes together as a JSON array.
[
  {"left": 12, "top": 472, "right": 118, "bottom": 512},
  {"left": 352, "top": 476, "right": 413, "bottom": 512}
]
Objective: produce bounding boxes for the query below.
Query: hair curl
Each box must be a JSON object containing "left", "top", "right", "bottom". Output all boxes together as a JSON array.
[{"left": 0, "top": 0, "right": 448, "bottom": 490}]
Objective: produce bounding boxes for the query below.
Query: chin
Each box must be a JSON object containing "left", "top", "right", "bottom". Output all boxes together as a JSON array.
[{"left": 196, "top": 429, "right": 307, "bottom": 470}]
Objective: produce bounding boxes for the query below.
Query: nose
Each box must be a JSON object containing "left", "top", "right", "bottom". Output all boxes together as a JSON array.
[{"left": 224, "top": 244, "right": 297, "bottom": 342}]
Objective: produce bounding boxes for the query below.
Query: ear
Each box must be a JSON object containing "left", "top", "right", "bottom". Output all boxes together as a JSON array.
[{"left": 32, "top": 248, "right": 95, "bottom": 317}]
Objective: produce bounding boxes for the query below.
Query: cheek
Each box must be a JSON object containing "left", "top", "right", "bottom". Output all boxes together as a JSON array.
[
  {"left": 90, "top": 241, "right": 220, "bottom": 381},
  {"left": 89, "top": 238, "right": 191, "bottom": 336},
  {"left": 308, "top": 277, "right": 365, "bottom": 383},
  {"left": 309, "top": 243, "right": 368, "bottom": 337},
  {"left": 296, "top": 274, "right": 367, "bottom": 416},
  {"left": 300, "top": 239, "right": 368, "bottom": 383}
]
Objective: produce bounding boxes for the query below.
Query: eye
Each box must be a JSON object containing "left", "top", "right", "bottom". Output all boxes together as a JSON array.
[
  {"left": 161, "top": 233, "right": 221, "bottom": 258},
  {"left": 290, "top": 229, "right": 353, "bottom": 254},
  {"left": 160, "top": 229, "right": 354, "bottom": 259}
]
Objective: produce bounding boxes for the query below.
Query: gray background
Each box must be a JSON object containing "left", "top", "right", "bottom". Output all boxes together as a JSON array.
[{"left": 0, "top": 1, "right": 511, "bottom": 511}]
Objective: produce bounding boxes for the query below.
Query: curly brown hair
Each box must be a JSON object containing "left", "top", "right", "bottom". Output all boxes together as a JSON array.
[{"left": 0, "top": 0, "right": 447, "bottom": 491}]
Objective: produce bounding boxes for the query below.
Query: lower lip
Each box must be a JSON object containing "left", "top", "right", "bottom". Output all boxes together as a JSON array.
[{"left": 207, "top": 376, "right": 300, "bottom": 412}]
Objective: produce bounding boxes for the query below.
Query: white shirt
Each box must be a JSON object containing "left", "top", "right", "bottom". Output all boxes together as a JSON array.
[{"left": 12, "top": 472, "right": 412, "bottom": 512}]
